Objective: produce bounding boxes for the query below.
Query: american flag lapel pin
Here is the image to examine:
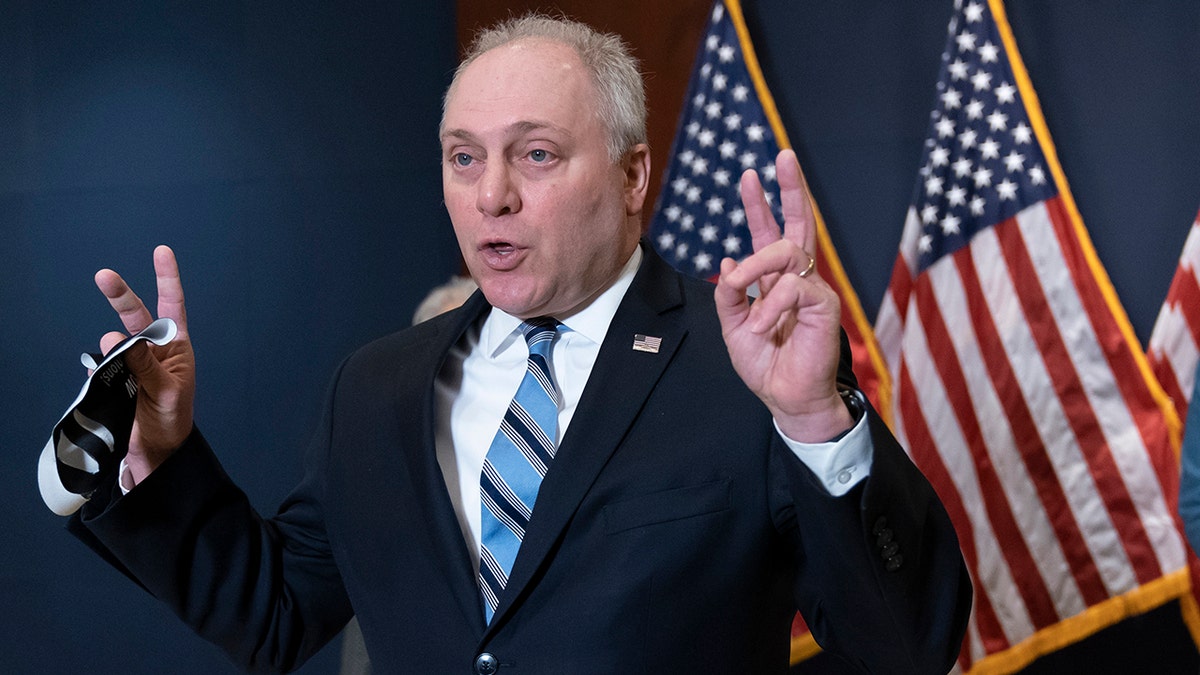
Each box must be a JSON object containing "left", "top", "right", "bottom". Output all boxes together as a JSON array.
[{"left": 632, "top": 334, "right": 662, "bottom": 354}]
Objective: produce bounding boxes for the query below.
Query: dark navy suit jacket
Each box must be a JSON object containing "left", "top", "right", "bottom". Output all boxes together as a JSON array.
[{"left": 73, "top": 243, "right": 971, "bottom": 674}]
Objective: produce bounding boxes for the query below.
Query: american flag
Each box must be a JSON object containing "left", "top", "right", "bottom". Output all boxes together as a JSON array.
[
  {"left": 648, "top": 1, "right": 786, "bottom": 279},
  {"left": 1147, "top": 209, "right": 1200, "bottom": 650},
  {"left": 648, "top": 0, "right": 889, "bottom": 418},
  {"left": 1149, "top": 211, "right": 1200, "bottom": 420},
  {"left": 873, "top": 0, "right": 1190, "bottom": 671}
]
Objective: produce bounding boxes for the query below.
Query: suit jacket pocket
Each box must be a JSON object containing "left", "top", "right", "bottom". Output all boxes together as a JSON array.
[{"left": 602, "top": 479, "right": 732, "bottom": 534}]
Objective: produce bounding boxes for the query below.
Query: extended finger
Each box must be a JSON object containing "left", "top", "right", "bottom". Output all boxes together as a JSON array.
[
  {"left": 95, "top": 268, "right": 154, "bottom": 336},
  {"left": 739, "top": 168, "right": 782, "bottom": 254},
  {"left": 775, "top": 149, "right": 817, "bottom": 255},
  {"left": 153, "top": 245, "right": 189, "bottom": 337}
]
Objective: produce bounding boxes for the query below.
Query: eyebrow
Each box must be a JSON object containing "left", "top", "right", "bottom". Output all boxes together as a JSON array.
[{"left": 440, "top": 120, "right": 572, "bottom": 145}]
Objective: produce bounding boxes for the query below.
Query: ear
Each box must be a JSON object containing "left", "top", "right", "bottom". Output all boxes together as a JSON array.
[{"left": 622, "top": 143, "right": 651, "bottom": 217}]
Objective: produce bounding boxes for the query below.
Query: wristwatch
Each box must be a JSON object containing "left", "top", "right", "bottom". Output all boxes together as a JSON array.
[{"left": 839, "top": 388, "right": 865, "bottom": 424}]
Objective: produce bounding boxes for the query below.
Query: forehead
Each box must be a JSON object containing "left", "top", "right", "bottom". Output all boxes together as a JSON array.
[{"left": 442, "top": 38, "right": 601, "bottom": 140}]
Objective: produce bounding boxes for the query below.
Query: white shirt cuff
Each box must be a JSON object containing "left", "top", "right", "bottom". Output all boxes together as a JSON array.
[
  {"left": 117, "top": 457, "right": 135, "bottom": 495},
  {"left": 775, "top": 392, "right": 873, "bottom": 497}
]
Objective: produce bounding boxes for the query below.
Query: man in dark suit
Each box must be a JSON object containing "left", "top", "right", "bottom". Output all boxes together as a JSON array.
[{"left": 71, "top": 14, "right": 970, "bottom": 674}]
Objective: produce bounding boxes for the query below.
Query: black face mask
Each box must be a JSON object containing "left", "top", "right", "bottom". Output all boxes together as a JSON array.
[{"left": 38, "top": 317, "right": 177, "bottom": 516}]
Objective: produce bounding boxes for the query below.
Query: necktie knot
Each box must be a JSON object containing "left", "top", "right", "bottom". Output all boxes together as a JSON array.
[{"left": 519, "top": 317, "right": 558, "bottom": 351}]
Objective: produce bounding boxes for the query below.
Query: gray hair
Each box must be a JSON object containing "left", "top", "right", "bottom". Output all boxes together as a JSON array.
[{"left": 442, "top": 14, "right": 648, "bottom": 162}]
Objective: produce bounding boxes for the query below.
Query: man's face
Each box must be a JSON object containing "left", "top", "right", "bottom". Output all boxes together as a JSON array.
[{"left": 440, "top": 38, "right": 648, "bottom": 320}]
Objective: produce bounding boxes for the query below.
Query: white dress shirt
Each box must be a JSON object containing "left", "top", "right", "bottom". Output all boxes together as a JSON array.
[{"left": 434, "top": 248, "right": 873, "bottom": 574}]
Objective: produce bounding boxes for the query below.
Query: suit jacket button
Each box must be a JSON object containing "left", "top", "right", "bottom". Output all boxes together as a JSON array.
[
  {"left": 885, "top": 554, "right": 904, "bottom": 572},
  {"left": 881, "top": 542, "right": 899, "bottom": 558},
  {"left": 875, "top": 528, "right": 894, "bottom": 547},
  {"left": 872, "top": 516, "right": 889, "bottom": 536},
  {"left": 474, "top": 653, "right": 499, "bottom": 674}
]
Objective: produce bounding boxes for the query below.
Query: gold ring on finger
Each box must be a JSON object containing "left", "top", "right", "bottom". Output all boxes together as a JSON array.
[{"left": 799, "top": 251, "right": 815, "bottom": 278}]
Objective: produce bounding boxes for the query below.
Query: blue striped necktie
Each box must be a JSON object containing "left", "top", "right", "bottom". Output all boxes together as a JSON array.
[{"left": 479, "top": 318, "right": 560, "bottom": 622}]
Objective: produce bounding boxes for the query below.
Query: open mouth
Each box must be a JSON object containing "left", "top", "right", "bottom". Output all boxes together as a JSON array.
[{"left": 480, "top": 241, "right": 525, "bottom": 270}]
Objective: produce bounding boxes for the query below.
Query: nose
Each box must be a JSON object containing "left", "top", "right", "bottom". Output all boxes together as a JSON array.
[{"left": 476, "top": 161, "right": 520, "bottom": 217}]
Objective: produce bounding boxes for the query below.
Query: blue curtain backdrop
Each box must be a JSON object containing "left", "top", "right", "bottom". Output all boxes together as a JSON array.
[
  {"left": 2, "top": 1, "right": 1198, "bottom": 673},
  {"left": 1, "top": 2, "right": 457, "bottom": 673}
]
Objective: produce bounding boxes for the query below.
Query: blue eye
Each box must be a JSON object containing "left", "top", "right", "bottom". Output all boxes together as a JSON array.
[
  {"left": 529, "top": 149, "right": 549, "bottom": 162},
  {"left": 453, "top": 153, "right": 473, "bottom": 167}
]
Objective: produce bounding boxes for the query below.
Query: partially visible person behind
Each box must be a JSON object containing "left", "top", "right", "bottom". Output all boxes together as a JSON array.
[
  {"left": 339, "top": 616, "right": 371, "bottom": 675},
  {"left": 64, "top": 13, "right": 971, "bottom": 674},
  {"left": 412, "top": 275, "right": 479, "bottom": 326}
]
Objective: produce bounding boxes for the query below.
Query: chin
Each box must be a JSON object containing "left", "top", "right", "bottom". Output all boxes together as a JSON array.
[{"left": 477, "top": 283, "right": 534, "bottom": 317}]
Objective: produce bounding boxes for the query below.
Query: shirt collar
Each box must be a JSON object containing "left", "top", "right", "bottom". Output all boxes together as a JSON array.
[{"left": 480, "top": 245, "right": 643, "bottom": 357}]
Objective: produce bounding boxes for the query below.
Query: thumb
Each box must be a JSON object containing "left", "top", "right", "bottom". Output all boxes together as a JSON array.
[{"left": 714, "top": 257, "right": 751, "bottom": 332}]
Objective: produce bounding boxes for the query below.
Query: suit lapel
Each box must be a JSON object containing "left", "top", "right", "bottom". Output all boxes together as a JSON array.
[
  {"left": 392, "top": 292, "right": 493, "bottom": 634},
  {"left": 488, "top": 247, "right": 693, "bottom": 629}
]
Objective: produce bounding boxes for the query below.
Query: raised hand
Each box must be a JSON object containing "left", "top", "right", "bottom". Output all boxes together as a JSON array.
[
  {"left": 713, "top": 149, "right": 851, "bottom": 442},
  {"left": 94, "top": 245, "right": 195, "bottom": 484}
]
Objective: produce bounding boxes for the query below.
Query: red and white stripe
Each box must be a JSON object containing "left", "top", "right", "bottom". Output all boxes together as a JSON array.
[
  {"left": 875, "top": 196, "right": 1187, "bottom": 669},
  {"left": 1148, "top": 212, "right": 1200, "bottom": 417}
]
